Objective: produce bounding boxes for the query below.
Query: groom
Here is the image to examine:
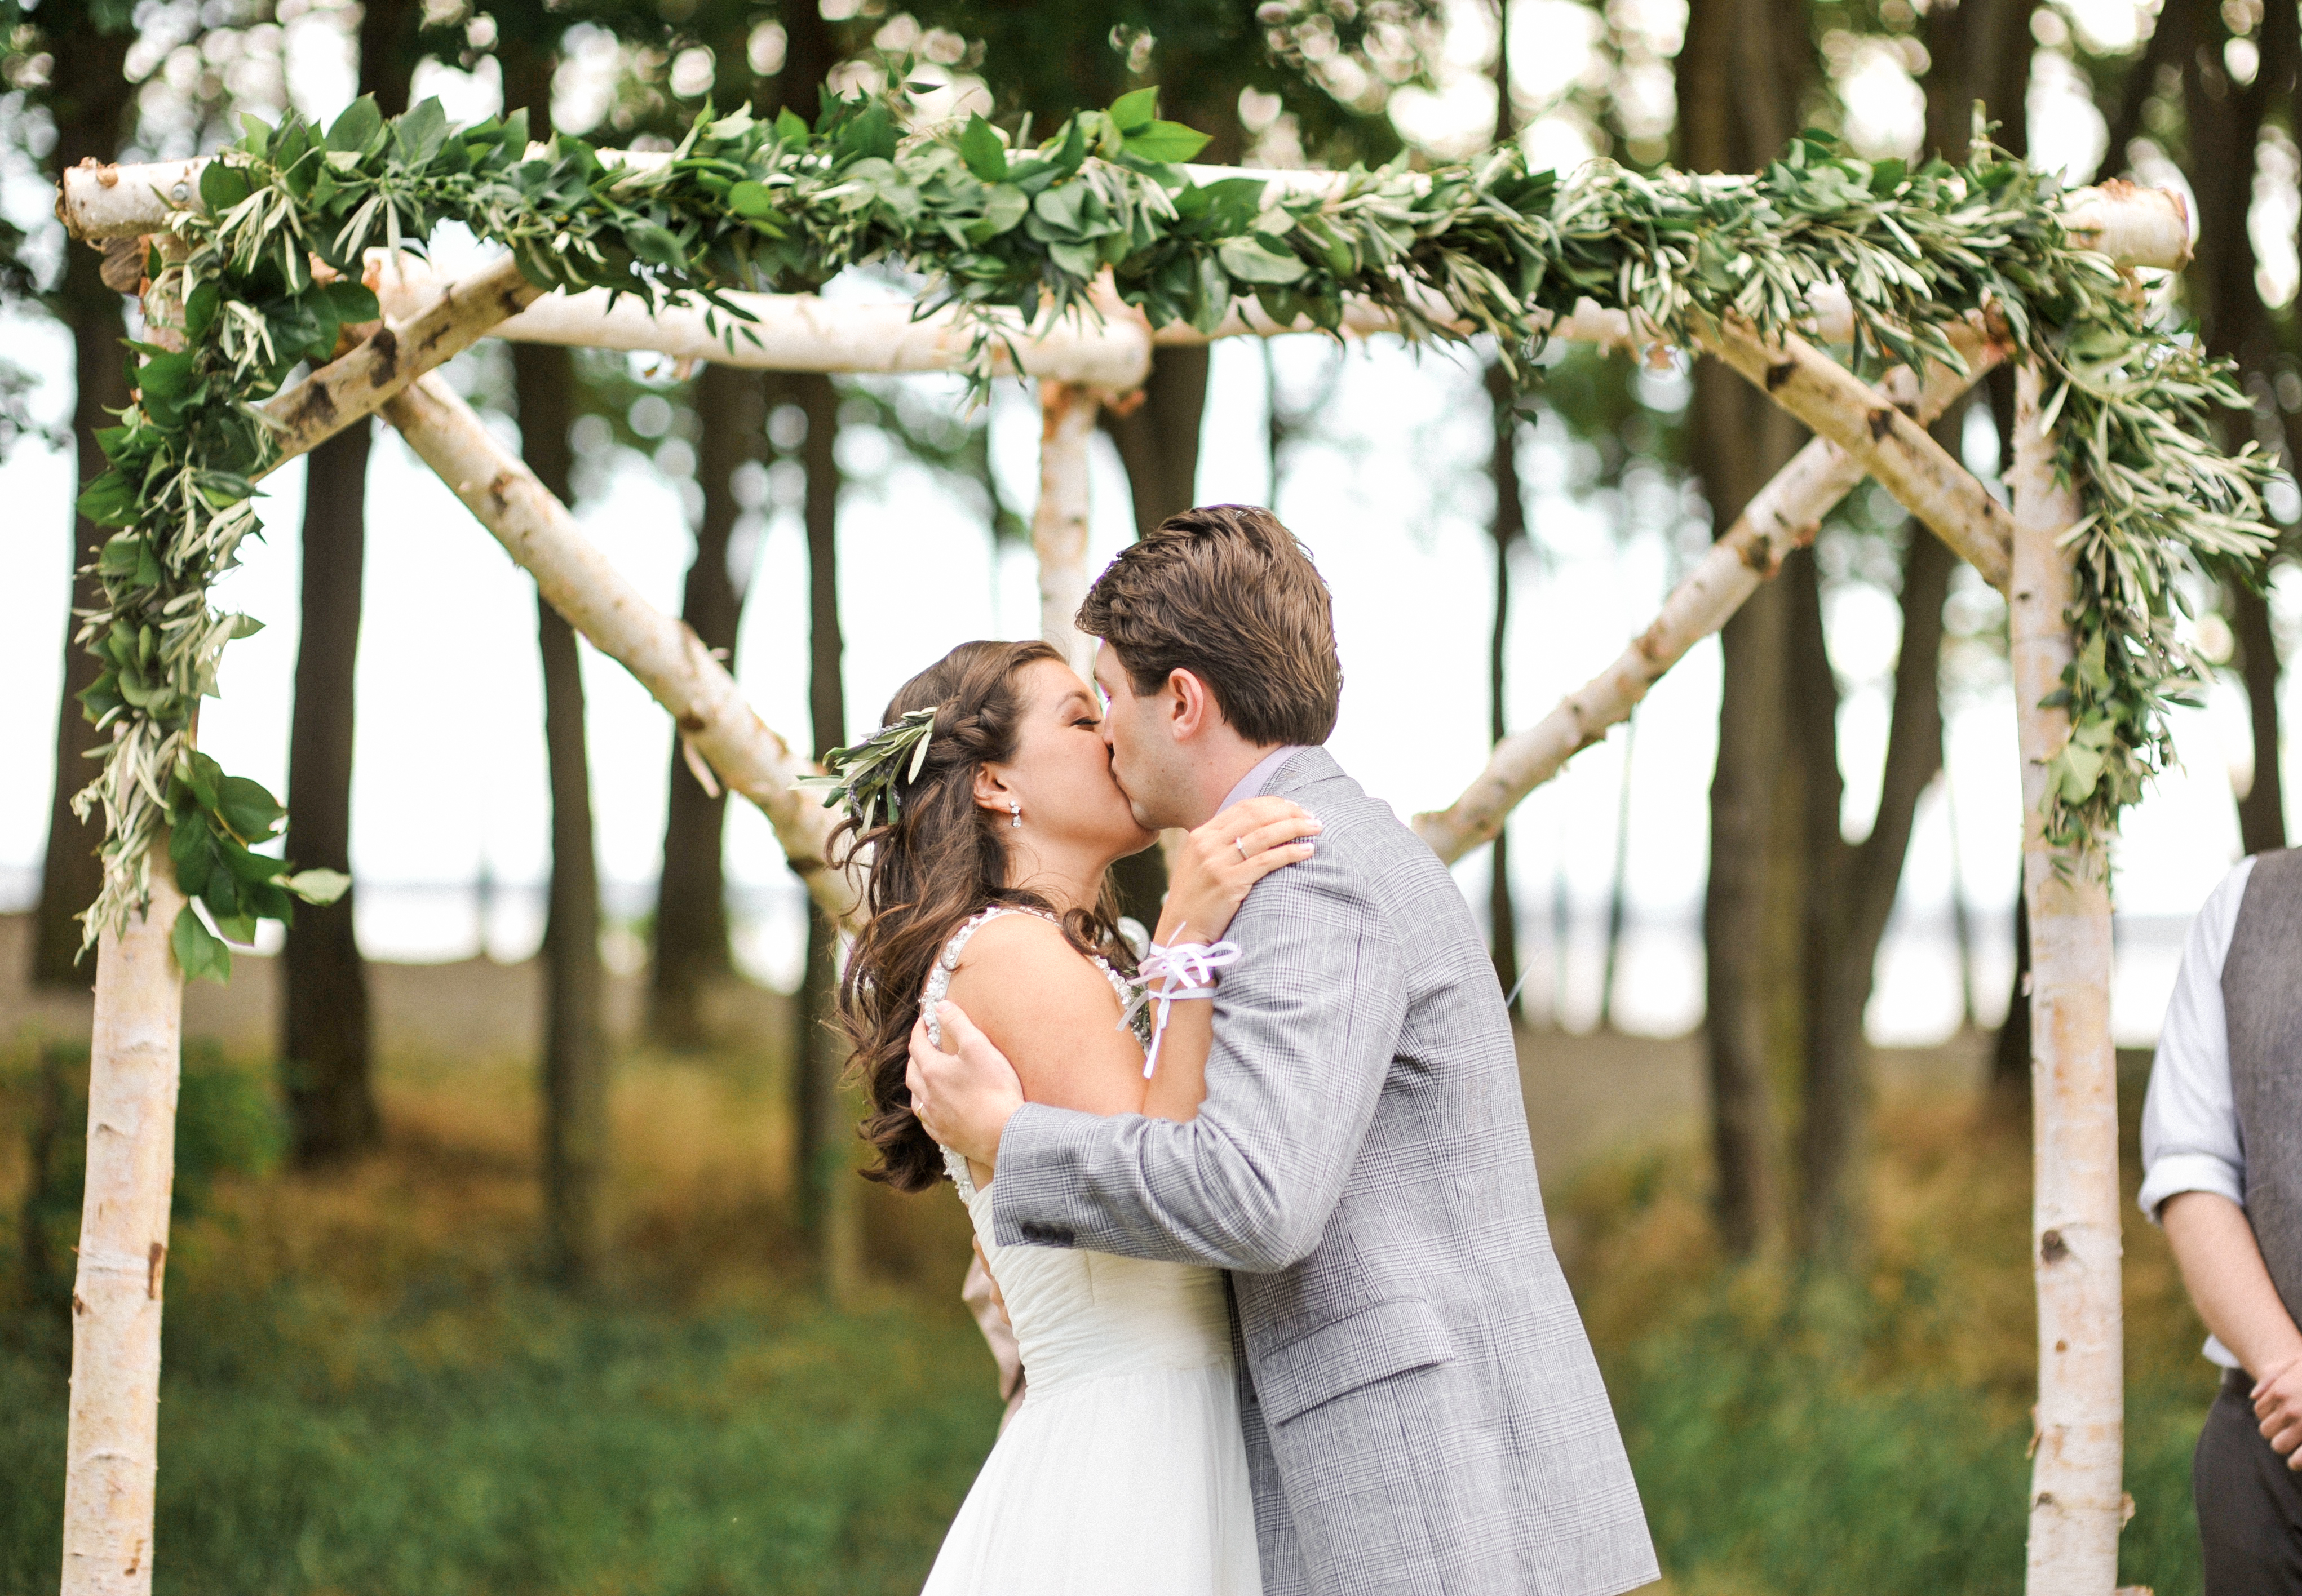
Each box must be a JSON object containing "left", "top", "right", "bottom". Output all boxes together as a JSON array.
[{"left": 909, "top": 505, "right": 1657, "bottom": 1596}]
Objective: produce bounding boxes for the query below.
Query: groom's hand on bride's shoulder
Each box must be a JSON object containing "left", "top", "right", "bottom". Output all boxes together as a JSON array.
[{"left": 908, "top": 1001, "right": 1025, "bottom": 1168}]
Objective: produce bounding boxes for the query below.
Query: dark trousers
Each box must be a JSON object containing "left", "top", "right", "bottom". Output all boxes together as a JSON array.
[{"left": 2199, "top": 1368, "right": 2302, "bottom": 1594}]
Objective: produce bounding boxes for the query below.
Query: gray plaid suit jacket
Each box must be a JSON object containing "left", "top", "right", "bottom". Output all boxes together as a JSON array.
[{"left": 992, "top": 747, "right": 1658, "bottom": 1596}]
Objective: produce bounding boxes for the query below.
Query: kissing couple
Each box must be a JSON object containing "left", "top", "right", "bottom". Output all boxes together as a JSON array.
[{"left": 818, "top": 506, "right": 1658, "bottom": 1596}]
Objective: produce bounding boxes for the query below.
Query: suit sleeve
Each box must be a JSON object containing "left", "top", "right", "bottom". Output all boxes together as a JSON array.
[{"left": 987, "top": 842, "right": 1406, "bottom": 1273}]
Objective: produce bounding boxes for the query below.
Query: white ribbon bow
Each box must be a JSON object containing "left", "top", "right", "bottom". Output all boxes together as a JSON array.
[{"left": 1120, "top": 930, "right": 1243, "bottom": 1080}]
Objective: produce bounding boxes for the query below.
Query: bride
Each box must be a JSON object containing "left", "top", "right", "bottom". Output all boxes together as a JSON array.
[{"left": 825, "top": 638, "right": 1320, "bottom": 1596}]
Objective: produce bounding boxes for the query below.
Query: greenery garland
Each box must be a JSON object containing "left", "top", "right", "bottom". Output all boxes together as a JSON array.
[{"left": 72, "top": 84, "right": 2275, "bottom": 973}]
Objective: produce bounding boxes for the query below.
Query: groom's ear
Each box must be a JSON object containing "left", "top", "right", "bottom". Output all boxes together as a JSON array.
[{"left": 1166, "top": 668, "right": 1215, "bottom": 741}]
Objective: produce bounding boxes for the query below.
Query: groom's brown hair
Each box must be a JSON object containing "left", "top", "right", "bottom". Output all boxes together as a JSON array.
[{"left": 1077, "top": 504, "right": 1342, "bottom": 746}]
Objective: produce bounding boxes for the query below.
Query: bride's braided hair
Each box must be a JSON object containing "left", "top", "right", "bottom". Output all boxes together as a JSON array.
[{"left": 833, "top": 639, "right": 1132, "bottom": 1192}]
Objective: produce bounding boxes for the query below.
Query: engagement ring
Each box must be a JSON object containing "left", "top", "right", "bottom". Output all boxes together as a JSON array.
[{"left": 1234, "top": 837, "right": 1250, "bottom": 861}]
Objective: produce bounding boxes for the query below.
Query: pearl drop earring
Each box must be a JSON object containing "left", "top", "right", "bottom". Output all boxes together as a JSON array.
[{"left": 1009, "top": 798, "right": 1022, "bottom": 828}]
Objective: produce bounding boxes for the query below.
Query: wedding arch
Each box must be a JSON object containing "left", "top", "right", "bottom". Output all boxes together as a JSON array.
[{"left": 50, "top": 85, "right": 2260, "bottom": 1596}]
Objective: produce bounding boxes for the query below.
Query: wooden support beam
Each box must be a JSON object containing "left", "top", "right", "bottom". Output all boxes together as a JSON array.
[
  {"left": 377, "top": 372, "right": 861, "bottom": 930},
  {"left": 2010, "top": 360, "right": 2124, "bottom": 1595},
  {"left": 1034, "top": 381, "right": 1099, "bottom": 676},
  {"left": 1414, "top": 324, "right": 2005, "bottom": 863},
  {"left": 60, "top": 253, "right": 191, "bottom": 1596},
  {"left": 370, "top": 255, "right": 1152, "bottom": 389},
  {"left": 255, "top": 254, "right": 542, "bottom": 476},
  {"left": 1702, "top": 316, "right": 2013, "bottom": 589}
]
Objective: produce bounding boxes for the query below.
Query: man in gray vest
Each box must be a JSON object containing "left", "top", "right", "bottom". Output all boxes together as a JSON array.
[{"left": 2143, "top": 850, "right": 2302, "bottom": 1590}]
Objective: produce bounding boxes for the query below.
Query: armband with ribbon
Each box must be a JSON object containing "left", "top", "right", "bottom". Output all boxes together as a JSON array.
[{"left": 1119, "top": 927, "right": 1242, "bottom": 1080}]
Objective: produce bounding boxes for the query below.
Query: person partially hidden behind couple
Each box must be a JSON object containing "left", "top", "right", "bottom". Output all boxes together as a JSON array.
[{"left": 816, "top": 504, "right": 1657, "bottom": 1596}]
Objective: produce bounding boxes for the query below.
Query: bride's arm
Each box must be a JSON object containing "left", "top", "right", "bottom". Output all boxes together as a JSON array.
[{"left": 1139, "top": 797, "right": 1322, "bottom": 1122}]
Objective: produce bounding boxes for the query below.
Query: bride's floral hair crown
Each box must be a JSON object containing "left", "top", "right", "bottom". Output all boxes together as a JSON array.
[{"left": 799, "top": 706, "right": 939, "bottom": 834}]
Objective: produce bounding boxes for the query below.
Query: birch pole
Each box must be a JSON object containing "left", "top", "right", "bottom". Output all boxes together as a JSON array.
[
  {"left": 60, "top": 254, "right": 190, "bottom": 1596},
  {"left": 1415, "top": 329, "right": 2006, "bottom": 862},
  {"left": 1035, "top": 380, "right": 1099, "bottom": 677},
  {"left": 2009, "top": 361, "right": 2124, "bottom": 1595},
  {"left": 379, "top": 373, "right": 861, "bottom": 930}
]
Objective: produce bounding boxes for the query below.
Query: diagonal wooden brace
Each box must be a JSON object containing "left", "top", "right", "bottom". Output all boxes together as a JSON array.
[
  {"left": 1414, "top": 320, "right": 2007, "bottom": 863},
  {"left": 377, "top": 371, "right": 861, "bottom": 930},
  {"left": 1700, "top": 316, "right": 2013, "bottom": 589},
  {"left": 253, "top": 254, "right": 543, "bottom": 476}
]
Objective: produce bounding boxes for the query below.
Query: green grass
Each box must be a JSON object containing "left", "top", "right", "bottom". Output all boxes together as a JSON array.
[
  {"left": 1, "top": 1284, "right": 1001, "bottom": 1596},
  {"left": 0, "top": 1044, "right": 2230, "bottom": 1596}
]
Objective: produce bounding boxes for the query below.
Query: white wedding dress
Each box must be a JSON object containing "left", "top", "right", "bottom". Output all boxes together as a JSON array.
[{"left": 919, "top": 907, "right": 1263, "bottom": 1596}]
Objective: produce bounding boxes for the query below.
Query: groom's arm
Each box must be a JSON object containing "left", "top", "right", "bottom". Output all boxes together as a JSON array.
[{"left": 988, "top": 859, "right": 1406, "bottom": 1274}]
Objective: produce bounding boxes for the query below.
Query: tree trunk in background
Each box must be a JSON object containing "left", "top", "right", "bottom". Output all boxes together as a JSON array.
[
  {"left": 2186, "top": 5, "right": 2296, "bottom": 855},
  {"left": 1681, "top": 0, "right": 1812, "bottom": 1258},
  {"left": 275, "top": 0, "right": 418, "bottom": 1159},
  {"left": 1483, "top": 360, "right": 1525, "bottom": 1017},
  {"left": 794, "top": 370, "right": 862, "bottom": 1296},
  {"left": 1794, "top": 512, "right": 1953, "bottom": 1258},
  {"left": 515, "top": 337, "right": 609, "bottom": 1288},
  {"left": 281, "top": 422, "right": 380, "bottom": 1163},
  {"left": 650, "top": 362, "right": 765, "bottom": 1047},
  {"left": 30, "top": 30, "right": 134, "bottom": 988}
]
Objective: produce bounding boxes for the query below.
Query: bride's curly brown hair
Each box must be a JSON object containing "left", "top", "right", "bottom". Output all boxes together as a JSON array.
[{"left": 834, "top": 639, "right": 1134, "bottom": 1192}]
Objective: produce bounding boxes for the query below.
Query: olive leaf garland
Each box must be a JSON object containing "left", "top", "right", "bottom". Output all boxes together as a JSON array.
[{"left": 71, "top": 86, "right": 2276, "bottom": 978}]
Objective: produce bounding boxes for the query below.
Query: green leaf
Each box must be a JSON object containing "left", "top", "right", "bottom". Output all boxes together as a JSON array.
[
  {"left": 1046, "top": 240, "right": 1099, "bottom": 278},
  {"left": 968, "top": 185, "right": 1028, "bottom": 242},
  {"left": 216, "top": 775, "right": 285, "bottom": 843},
  {"left": 836, "top": 104, "right": 898, "bottom": 162},
  {"left": 727, "top": 180, "right": 777, "bottom": 218},
  {"left": 136, "top": 351, "right": 197, "bottom": 400},
  {"left": 284, "top": 868, "right": 351, "bottom": 905},
  {"left": 1217, "top": 237, "right": 1308, "bottom": 285},
  {"left": 199, "top": 161, "right": 251, "bottom": 212},
  {"left": 183, "top": 280, "right": 221, "bottom": 340},
  {"left": 229, "top": 614, "right": 265, "bottom": 639},
  {"left": 958, "top": 114, "right": 1010, "bottom": 182},
  {"left": 625, "top": 221, "right": 687, "bottom": 269},
  {"left": 775, "top": 107, "right": 811, "bottom": 143},
  {"left": 98, "top": 536, "right": 144, "bottom": 577},
  {"left": 76, "top": 471, "right": 141, "bottom": 528},
  {"left": 171, "top": 906, "right": 232, "bottom": 984},
  {"left": 393, "top": 98, "right": 449, "bottom": 166},
  {"left": 322, "top": 280, "right": 380, "bottom": 324},
  {"left": 326, "top": 95, "right": 384, "bottom": 156},
  {"left": 1124, "top": 120, "right": 1211, "bottom": 165},
  {"left": 1108, "top": 88, "right": 1159, "bottom": 135}
]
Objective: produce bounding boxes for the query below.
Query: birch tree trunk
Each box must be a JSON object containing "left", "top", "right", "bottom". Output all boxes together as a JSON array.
[
  {"left": 379, "top": 372, "right": 859, "bottom": 929},
  {"left": 60, "top": 246, "right": 190, "bottom": 1596},
  {"left": 2009, "top": 360, "right": 2124, "bottom": 1596},
  {"left": 60, "top": 864, "right": 186, "bottom": 1596},
  {"left": 1035, "top": 380, "right": 1099, "bottom": 677}
]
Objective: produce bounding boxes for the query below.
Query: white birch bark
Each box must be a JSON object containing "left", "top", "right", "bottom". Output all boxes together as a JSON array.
[
  {"left": 1702, "top": 316, "right": 2013, "bottom": 589},
  {"left": 1034, "top": 380, "right": 1099, "bottom": 677},
  {"left": 59, "top": 867, "right": 187, "bottom": 1596},
  {"left": 1414, "top": 333, "right": 2004, "bottom": 862},
  {"left": 255, "top": 253, "right": 542, "bottom": 472},
  {"left": 371, "top": 255, "right": 1153, "bottom": 390},
  {"left": 59, "top": 246, "right": 194, "bottom": 1596},
  {"left": 2010, "top": 361, "right": 2126, "bottom": 1596},
  {"left": 378, "top": 372, "right": 862, "bottom": 929}
]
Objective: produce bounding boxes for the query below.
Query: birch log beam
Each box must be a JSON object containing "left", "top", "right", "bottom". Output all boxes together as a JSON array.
[
  {"left": 1702, "top": 317, "right": 2013, "bottom": 588},
  {"left": 1035, "top": 381, "right": 1099, "bottom": 676},
  {"left": 2010, "top": 361, "right": 2125, "bottom": 1596},
  {"left": 371, "top": 256, "right": 1153, "bottom": 389},
  {"left": 379, "top": 373, "right": 860, "bottom": 929},
  {"left": 60, "top": 251, "right": 192, "bottom": 1596},
  {"left": 254, "top": 253, "right": 542, "bottom": 473},
  {"left": 1414, "top": 330, "right": 2005, "bottom": 862}
]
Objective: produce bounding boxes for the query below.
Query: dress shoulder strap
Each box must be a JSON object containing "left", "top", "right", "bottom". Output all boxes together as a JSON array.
[{"left": 921, "top": 905, "right": 1056, "bottom": 1045}]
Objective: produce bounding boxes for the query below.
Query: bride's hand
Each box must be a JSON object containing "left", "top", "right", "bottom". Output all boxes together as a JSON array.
[{"left": 1155, "top": 796, "right": 1321, "bottom": 947}]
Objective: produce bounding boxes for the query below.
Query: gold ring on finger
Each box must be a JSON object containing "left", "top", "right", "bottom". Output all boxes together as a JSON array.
[{"left": 1234, "top": 837, "right": 1251, "bottom": 861}]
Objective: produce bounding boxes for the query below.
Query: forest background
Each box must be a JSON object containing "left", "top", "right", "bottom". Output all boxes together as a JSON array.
[{"left": 0, "top": 0, "right": 2296, "bottom": 1589}]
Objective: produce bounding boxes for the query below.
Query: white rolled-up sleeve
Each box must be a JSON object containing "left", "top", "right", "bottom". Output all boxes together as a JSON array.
[{"left": 2137, "top": 855, "right": 2255, "bottom": 1225}]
